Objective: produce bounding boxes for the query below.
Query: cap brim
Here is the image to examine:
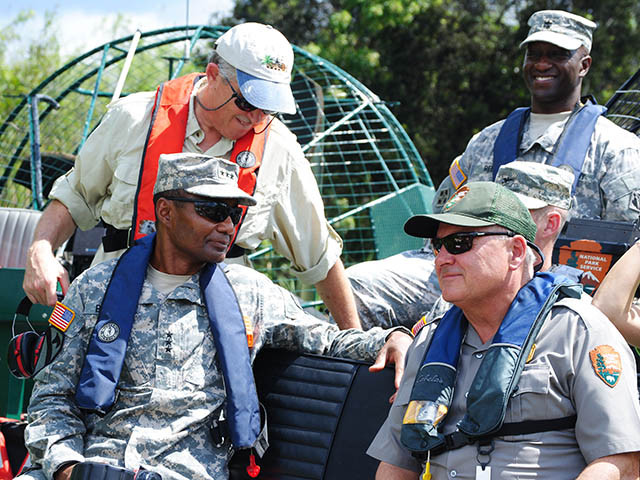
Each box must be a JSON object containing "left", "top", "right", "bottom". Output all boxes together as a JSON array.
[
  {"left": 404, "top": 213, "right": 495, "bottom": 238},
  {"left": 520, "top": 31, "right": 583, "bottom": 51},
  {"left": 513, "top": 192, "right": 547, "bottom": 210},
  {"left": 185, "top": 185, "right": 257, "bottom": 206},
  {"left": 237, "top": 70, "right": 296, "bottom": 115}
]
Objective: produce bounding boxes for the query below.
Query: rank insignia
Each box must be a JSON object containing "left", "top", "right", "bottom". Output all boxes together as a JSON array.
[
  {"left": 589, "top": 345, "right": 622, "bottom": 387},
  {"left": 48, "top": 302, "right": 75, "bottom": 332},
  {"left": 448, "top": 157, "right": 467, "bottom": 190}
]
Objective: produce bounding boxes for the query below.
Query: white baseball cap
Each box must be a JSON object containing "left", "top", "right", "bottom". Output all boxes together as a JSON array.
[{"left": 215, "top": 23, "right": 296, "bottom": 115}]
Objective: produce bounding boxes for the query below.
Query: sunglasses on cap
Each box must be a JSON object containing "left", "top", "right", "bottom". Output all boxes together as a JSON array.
[
  {"left": 432, "top": 231, "right": 516, "bottom": 255},
  {"left": 161, "top": 196, "right": 244, "bottom": 224},
  {"left": 219, "top": 71, "right": 277, "bottom": 116}
]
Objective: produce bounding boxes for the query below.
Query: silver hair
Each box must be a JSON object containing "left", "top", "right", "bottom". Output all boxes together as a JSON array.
[
  {"left": 208, "top": 51, "right": 238, "bottom": 83},
  {"left": 529, "top": 205, "right": 571, "bottom": 242}
]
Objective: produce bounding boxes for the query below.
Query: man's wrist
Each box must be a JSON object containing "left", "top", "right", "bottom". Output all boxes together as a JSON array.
[
  {"left": 54, "top": 461, "right": 78, "bottom": 480},
  {"left": 385, "top": 326, "right": 413, "bottom": 342}
]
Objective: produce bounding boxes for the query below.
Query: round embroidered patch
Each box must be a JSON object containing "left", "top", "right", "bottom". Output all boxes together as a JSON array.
[
  {"left": 236, "top": 151, "right": 256, "bottom": 168},
  {"left": 98, "top": 322, "right": 120, "bottom": 343}
]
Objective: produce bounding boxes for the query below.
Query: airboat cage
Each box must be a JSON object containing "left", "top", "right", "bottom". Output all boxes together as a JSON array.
[
  {"left": 605, "top": 68, "right": 640, "bottom": 136},
  {"left": 0, "top": 25, "right": 434, "bottom": 303}
]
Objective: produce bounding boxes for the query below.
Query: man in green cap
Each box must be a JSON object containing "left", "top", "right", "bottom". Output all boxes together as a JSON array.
[{"left": 368, "top": 181, "right": 640, "bottom": 479}]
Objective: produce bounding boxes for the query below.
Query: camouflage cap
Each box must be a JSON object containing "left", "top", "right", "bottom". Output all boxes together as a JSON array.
[
  {"left": 404, "top": 181, "right": 537, "bottom": 243},
  {"left": 154, "top": 153, "right": 257, "bottom": 206},
  {"left": 495, "top": 161, "right": 574, "bottom": 210},
  {"left": 520, "top": 10, "right": 596, "bottom": 53}
]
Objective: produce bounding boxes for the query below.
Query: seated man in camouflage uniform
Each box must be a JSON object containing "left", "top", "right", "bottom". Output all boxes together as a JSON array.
[{"left": 18, "top": 153, "right": 412, "bottom": 480}]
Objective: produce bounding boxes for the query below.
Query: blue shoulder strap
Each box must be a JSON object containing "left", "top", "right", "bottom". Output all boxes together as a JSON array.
[
  {"left": 552, "top": 104, "right": 607, "bottom": 193},
  {"left": 199, "top": 263, "right": 261, "bottom": 449},
  {"left": 75, "top": 234, "right": 155, "bottom": 413},
  {"left": 493, "top": 104, "right": 606, "bottom": 193},
  {"left": 75, "top": 236, "right": 260, "bottom": 448},
  {"left": 492, "top": 107, "right": 529, "bottom": 180}
]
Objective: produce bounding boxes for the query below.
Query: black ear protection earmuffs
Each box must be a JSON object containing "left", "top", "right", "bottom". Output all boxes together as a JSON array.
[{"left": 6, "top": 296, "right": 65, "bottom": 379}]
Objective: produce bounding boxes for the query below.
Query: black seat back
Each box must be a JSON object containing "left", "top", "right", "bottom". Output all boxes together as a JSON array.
[{"left": 231, "top": 348, "right": 395, "bottom": 480}]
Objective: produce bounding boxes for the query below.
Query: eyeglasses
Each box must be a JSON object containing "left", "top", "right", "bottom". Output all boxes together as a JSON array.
[
  {"left": 161, "top": 197, "right": 244, "bottom": 224},
  {"left": 432, "top": 231, "right": 515, "bottom": 255},
  {"left": 219, "top": 71, "right": 277, "bottom": 116}
]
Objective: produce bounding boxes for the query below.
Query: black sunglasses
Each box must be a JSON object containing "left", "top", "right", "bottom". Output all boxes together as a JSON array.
[
  {"left": 220, "top": 71, "right": 277, "bottom": 116},
  {"left": 162, "top": 197, "right": 243, "bottom": 225},
  {"left": 432, "top": 231, "right": 515, "bottom": 255}
]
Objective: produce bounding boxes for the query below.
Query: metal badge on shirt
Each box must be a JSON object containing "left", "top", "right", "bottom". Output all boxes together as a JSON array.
[{"left": 236, "top": 151, "right": 257, "bottom": 168}]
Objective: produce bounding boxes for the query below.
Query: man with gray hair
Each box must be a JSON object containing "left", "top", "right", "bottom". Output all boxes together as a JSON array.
[
  {"left": 17, "top": 153, "right": 411, "bottom": 480},
  {"left": 369, "top": 181, "right": 640, "bottom": 479},
  {"left": 23, "top": 23, "right": 361, "bottom": 330},
  {"left": 347, "top": 160, "right": 577, "bottom": 330},
  {"left": 433, "top": 9, "right": 640, "bottom": 222}
]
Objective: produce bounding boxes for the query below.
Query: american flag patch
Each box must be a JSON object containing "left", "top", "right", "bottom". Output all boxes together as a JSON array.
[
  {"left": 449, "top": 158, "right": 468, "bottom": 189},
  {"left": 48, "top": 302, "right": 75, "bottom": 332}
]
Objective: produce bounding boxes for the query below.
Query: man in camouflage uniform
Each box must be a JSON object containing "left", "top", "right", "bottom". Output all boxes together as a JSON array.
[
  {"left": 433, "top": 9, "right": 640, "bottom": 221},
  {"left": 347, "top": 161, "right": 576, "bottom": 330},
  {"left": 18, "top": 153, "right": 412, "bottom": 480}
]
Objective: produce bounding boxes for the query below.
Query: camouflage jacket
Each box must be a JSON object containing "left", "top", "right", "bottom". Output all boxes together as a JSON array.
[
  {"left": 24, "top": 262, "right": 389, "bottom": 480},
  {"left": 434, "top": 114, "right": 640, "bottom": 221},
  {"left": 346, "top": 246, "right": 441, "bottom": 330}
]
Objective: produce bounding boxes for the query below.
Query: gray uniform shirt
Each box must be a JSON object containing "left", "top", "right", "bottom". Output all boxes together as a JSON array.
[
  {"left": 23, "top": 261, "right": 389, "bottom": 480},
  {"left": 434, "top": 115, "right": 640, "bottom": 221},
  {"left": 368, "top": 297, "right": 640, "bottom": 479}
]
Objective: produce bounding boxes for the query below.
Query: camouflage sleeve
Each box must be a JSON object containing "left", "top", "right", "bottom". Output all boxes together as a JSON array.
[
  {"left": 432, "top": 124, "right": 501, "bottom": 212},
  {"left": 225, "top": 264, "right": 388, "bottom": 362},
  {"left": 24, "top": 266, "right": 108, "bottom": 478},
  {"left": 599, "top": 146, "right": 640, "bottom": 221}
]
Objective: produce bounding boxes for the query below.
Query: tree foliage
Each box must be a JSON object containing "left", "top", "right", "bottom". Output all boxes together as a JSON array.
[
  {"left": 225, "top": 0, "right": 640, "bottom": 185},
  {"left": 0, "top": 10, "right": 64, "bottom": 121}
]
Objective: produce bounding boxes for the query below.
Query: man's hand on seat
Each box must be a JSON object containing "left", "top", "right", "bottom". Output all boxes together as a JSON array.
[
  {"left": 369, "top": 329, "right": 413, "bottom": 403},
  {"left": 24, "top": 239, "right": 69, "bottom": 306}
]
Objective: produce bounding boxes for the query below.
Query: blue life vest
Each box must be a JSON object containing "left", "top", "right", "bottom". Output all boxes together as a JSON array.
[
  {"left": 401, "top": 272, "right": 582, "bottom": 454},
  {"left": 492, "top": 104, "right": 606, "bottom": 193},
  {"left": 75, "top": 234, "right": 261, "bottom": 449}
]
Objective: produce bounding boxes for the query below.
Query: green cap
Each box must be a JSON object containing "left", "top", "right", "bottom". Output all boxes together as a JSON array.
[{"left": 404, "top": 181, "right": 537, "bottom": 243}]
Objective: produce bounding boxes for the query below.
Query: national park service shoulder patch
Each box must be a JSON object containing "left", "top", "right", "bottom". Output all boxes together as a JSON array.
[{"left": 589, "top": 345, "right": 622, "bottom": 387}]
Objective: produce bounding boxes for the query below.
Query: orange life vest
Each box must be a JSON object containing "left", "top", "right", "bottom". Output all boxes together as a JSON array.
[{"left": 131, "top": 72, "right": 271, "bottom": 245}]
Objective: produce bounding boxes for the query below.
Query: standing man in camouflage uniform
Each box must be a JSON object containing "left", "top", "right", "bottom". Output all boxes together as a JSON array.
[
  {"left": 18, "top": 153, "right": 411, "bottom": 480},
  {"left": 433, "top": 10, "right": 640, "bottom": 221}
]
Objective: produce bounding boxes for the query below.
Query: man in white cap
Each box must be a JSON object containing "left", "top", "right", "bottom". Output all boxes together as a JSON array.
[
  {"left": 17, "top": 153, "right": 411, "bottom": 480},
  {"left": 433, "top": 10, "right": 640, "bottom": 223},
  {"left": 23, "top": 23, "right": 361, "bottom": 330}
]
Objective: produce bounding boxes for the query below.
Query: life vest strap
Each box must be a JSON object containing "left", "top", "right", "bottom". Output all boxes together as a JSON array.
[{"left": 412, "top": 414, "right": 577, "bottom": 460}]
